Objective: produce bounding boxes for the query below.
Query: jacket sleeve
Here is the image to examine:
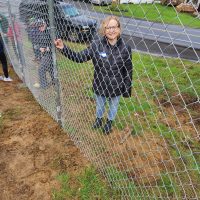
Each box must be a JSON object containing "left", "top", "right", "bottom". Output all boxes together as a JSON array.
[
  {"left": 60, "top": 44, "right": 93, "bottom": 63},
  {"left": 123, "top": 45, "right": 133, "bottom": 98}
]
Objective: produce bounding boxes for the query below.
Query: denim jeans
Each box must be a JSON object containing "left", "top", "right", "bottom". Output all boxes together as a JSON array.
[
  {"left": 95, "top": 94, "right": 121, "bottom": 121},
  {"left": 38, "top": 53, "right": 54, "bottom": 89}
]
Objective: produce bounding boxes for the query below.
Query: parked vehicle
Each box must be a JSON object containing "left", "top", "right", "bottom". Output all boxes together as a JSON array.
[
  {"left": 72, "top": 0, "right": 91, "bottom": 3},
  {"left": 90, "top": 0, "right": 112, "bottom": 6},
  {"left": 19, "top": 0, "right": 97, "bottom": 42}
]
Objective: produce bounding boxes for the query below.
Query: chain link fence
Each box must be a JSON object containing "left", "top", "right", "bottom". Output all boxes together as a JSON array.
[{"left": 1, "top": 0, "right": 200, "bottom": 199}]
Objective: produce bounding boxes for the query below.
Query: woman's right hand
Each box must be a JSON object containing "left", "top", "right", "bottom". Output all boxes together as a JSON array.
[{"left": 54, "top": 39, "right": 64, "bottom": 50}]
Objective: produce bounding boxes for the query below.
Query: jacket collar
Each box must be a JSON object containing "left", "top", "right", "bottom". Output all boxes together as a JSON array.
[{"left": 102, "top": 36, "right": 122, "bottom": 48}]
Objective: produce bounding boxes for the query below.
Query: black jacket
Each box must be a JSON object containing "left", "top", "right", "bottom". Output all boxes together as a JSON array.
[
  {"left": 61, "top": 37, "right": 133, "bottom": 98},
  {"left": 36, "top": 28, "right": 52, "bottom": 54}
]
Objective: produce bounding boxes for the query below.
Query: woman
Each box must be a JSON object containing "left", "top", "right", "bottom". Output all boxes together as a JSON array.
[{"left": 55, "top": 16, "right": 133, "bottom": 134}]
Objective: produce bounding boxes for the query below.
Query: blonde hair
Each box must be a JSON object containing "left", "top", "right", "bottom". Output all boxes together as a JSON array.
[{"left": 99, "top": 16, "right": 121, "bottom": 36}]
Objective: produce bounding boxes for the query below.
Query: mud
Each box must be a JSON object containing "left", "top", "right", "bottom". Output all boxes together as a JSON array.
[{"left": 0, "top": 68, "right": 89, "bottom": 200}]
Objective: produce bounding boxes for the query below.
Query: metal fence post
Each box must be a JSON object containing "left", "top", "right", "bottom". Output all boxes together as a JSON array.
[
  {"left": 7, "top": 0, "right": 26, "bottom": 83},
  {"left": 48, "top": 0, "right": 62, "bottom": 126}
]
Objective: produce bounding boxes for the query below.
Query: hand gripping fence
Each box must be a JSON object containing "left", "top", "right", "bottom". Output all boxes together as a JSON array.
[{"left": 1, "top": 0, "right": 200, "bottom": 199}]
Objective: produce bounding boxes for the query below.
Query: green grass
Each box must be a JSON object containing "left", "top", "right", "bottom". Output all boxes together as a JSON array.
[
  {"left": 158, "top": 173, "right": 178, "bottom": 198},
  {"left": 57, "top": 41, "right": 200, "bottom": 199},
  {"left": 52, "top": 173, "right": 73, "bottom": 199},
  {"left": 94, "top": 3, "right": 200, "bottom": 28},
  {"left": 52, "top": 166, "right": 115, "bottom": 200},
  {"left": 105, "top": 166, "right": 151, "bottom": 199},
  {"left": 78, "top": 167, "right": 113, "bottom": 199}
]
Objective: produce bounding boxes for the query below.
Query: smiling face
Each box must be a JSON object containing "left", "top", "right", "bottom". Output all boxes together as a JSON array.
[{"left": 104, "top": 19, "right": 121, "bottom": 45}]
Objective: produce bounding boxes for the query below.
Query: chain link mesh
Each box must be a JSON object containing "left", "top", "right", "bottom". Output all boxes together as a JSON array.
[{"left": 1, "top": 0, "right": 200, "bottom": 199}]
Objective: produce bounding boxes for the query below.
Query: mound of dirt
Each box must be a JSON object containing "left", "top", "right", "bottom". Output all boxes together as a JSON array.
[{"left": 0, "top": 68, "right": 89, "bottom": 200}]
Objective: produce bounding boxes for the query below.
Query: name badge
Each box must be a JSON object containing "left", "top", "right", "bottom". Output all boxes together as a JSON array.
[{"left": 99, "top": 52, "right": 107, "bottom": 58}]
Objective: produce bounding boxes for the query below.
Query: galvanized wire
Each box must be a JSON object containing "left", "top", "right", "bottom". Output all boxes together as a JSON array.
[{"left": 1, "top": 0, "right": 200, "bottom": 199}]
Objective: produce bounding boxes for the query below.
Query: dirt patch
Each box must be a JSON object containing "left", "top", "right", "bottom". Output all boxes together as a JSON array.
[
  {"left": 156, "top": 93, "right": 200, "bottom": 139},
  {"left": 0, "top": 67, "right": 89, "bottom": 200},
  {"left": 98, "top": 128, "right": 173, "bottom": 185},
  {"left": 62, "top": 96, "right": 173, "bottom": 185},
  {"left": 58, "top": 77, "right": 173, "bottom": 186}
]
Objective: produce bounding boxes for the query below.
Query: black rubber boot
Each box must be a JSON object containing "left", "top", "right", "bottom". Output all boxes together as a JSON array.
[
  {"left": 103, "top": 119, "right": 113, "bottom": 134},
  {"left": 92, "top": 118, "right": 103, "bottom": 129}
]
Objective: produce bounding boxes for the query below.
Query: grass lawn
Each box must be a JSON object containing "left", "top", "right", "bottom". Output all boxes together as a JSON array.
[
  {"left": 56, "top": 41, "right": 200, "bottom": 199},
  {"left": 94, "top": 3, "right": 200, "bottom": 28},
  {"left": 52, "top": 166, "right": 119, "bottom": 200}
]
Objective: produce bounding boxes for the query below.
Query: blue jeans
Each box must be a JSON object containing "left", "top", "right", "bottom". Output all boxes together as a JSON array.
[
  {"left": 38, "top": 54, "right": 54, "bottom": 89},
  {"left": 95, "top": 94, "right": 120, "bottom": 121}
]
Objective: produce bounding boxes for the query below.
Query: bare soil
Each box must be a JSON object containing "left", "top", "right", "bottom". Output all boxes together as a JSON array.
[
  {"left": 2, "top": 65, "right": 197, "bottom": 199},
  {"left": 158, "top": 93, "right": 200, "bottom": 139},
  {"left": 0, "top": 67, "right": 89, "bottom": 200}
]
